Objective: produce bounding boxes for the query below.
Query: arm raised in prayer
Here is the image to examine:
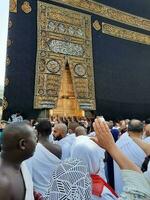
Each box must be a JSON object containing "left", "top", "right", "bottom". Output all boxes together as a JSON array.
[{"left": 93, "top": 117, "right": 141, "bottom": 173}]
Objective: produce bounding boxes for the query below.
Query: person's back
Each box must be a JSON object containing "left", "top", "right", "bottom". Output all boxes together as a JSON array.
[
  {"left": 26, "top": 143, "right": 61, "bottom": 195},
  {"left": 26, "top": 120, "right": 61, "bottom": 195},
  {"left": 36, "top": 119, "right": 62, "bottom": 159},
  {"left": 0, "top": 122, "right": 36, "bottom": 200},
  {"left": 44, "top": 159, "right": 92, "bottom": 200},
  {"left": 71, "top": 136, "right": 117, "bottom": 200},
  {"left": 114, "top": 119, "right": 146, "bottom": 194},
  {"left": 71, "top": 136, "right": 106, "bottom": 180}
]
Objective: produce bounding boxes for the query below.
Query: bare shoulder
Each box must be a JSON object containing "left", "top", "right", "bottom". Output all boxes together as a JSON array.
[
  {"left": 50, "top": 142, "right": 62, "bottom": 159},
  {"left": 43, "top": 141, "right": 62, "bottom": 159},
  {"left": 0, "top": 172, "right": 12, "bottom": 199}
]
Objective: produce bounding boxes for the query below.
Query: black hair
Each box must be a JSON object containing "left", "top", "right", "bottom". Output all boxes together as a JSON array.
[
  {"left": 36, "top": 120, "right": 52, "bottom": 136},
  {"left": 145, "top": 118, "right": 150, "bottom": 125}
]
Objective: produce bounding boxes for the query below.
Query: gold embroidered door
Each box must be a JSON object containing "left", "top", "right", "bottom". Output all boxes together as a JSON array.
[
  {"left": 51, "top": 64, "right": 84, "bottom": 117},
  {"left": 34, "top": 2, "right": 96, "bottom": 114}
]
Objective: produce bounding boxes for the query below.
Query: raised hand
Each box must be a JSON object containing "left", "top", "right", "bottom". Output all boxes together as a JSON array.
[
  {"left": 93, "top": 117, "right": 115, "bottom": 151},
  {"left": 93, "top": 117, "right": 141, "bottom": 172}
]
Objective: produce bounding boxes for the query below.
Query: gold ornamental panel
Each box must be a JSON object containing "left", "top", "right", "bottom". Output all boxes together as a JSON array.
[
  {"left": 10, "top": 0, "right": 150, "bottom": 31},
  {"left": 34, "top": 2, "right": 95, "bottom": 110},
  {"left": 69, "top": 57, "right": 96, "bottom": 110},
  {"left": 102, "top": 23, "right": 150, "bottom": 45},
  {"left": 51, "top": 0, "right": 150, "bottom": 32}
]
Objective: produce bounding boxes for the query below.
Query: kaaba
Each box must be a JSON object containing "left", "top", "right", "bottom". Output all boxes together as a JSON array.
[{"left": 2, "top": 0, "right": 150, "bottom": 120}]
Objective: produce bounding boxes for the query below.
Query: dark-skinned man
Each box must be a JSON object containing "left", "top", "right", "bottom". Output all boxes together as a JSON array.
[
  {"left": 0, "top": 122, "right": 37, "bottom": 200},
  {"left": 26, "top": 119, "right": 62, "bottom": 196}
]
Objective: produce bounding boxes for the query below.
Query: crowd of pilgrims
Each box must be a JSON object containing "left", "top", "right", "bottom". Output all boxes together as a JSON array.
[{"left": 0, "top": 115, "right": 150, "bottom": 200}]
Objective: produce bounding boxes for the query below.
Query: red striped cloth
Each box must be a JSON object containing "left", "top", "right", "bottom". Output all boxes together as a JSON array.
[{"left": 91, "top": 174, "right": 118, "bottom": 198}]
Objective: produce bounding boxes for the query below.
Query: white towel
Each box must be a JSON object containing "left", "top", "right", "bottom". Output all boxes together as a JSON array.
[
  {"left": 21, "top": 162, "right": 34, "bottom": 200},
  {"left": 58, "top": 134, "right": 76, "bottom": 160},
  {"left": 26, "top": 143, "right": 61, "bottom": 195}
]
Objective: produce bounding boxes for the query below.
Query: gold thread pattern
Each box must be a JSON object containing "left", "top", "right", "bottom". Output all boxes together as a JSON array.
[
  {"left": 6, "top": 56, "right": 11, "bottom": 66},
  {"left": 34, "top": 2, "right": 95, "bottom": 110},
  {"left": 9, "top": 0, "right": 17, "bottom": 13},
  {"left": 102, "top": 23, "right": 150, "bottom": 45},
  {"left": 21, "top": 1, "right": 32, "bottom": 14},
  {"left": 51, "top": 0, "right": 150, "bottom": 32},
  {"left": 93, "top": 20, "right": 101, "bottom": 31},
  {"left": 2, "top": 97, "right": 8, "bottom": 111}
]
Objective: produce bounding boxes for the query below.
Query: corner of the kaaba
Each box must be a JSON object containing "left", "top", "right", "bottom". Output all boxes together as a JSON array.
[
  {"left": 2, "top": 0, "right": 39, "bottom": 120},
  {"left": 2, "top": 0, "right": 150, "bottom": 120}
]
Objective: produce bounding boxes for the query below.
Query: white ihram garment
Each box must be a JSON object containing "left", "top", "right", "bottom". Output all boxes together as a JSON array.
[
  {"left": 58, "top": 134, "right": 76, "bottom": 160},
  {"left": 21, "top": 162, "right": 34, "bottom": 200},
  {"left": 26, "top": 143, "right": 61, "bottom": 195},
  {"left": 71, "top": 136, "right": 117, "bottom": 200},
  {"left": 114, "top": 134, "right": 146, "bottom": 194}
]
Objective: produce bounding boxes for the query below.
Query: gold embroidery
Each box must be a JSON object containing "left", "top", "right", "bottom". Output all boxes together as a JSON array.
[
  {"left": 51, "top": 0, "right": 150, "bottom": 32},
  {"left": 21, "top": 1, "right": 32, "bottom": 14},
  {"left": 34, "top": 2, "right": 95, "bottom": 110},
  {"left": 2, "top": 97, "right": 8, "bottom": 111},
  {"left": 6, "top": 56, "right": 11, "bottom": 66},
  {"left": 9, "top": 0, "right": 17, "bottom": 13},
  {"left": 102, "top": 23, "right": 150, "bottom": 45},
  {"left": 93, "top": 20, "right": 101, "bottom": 31}
]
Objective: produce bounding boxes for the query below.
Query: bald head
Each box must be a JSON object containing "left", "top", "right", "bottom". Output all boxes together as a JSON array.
[
  {"left": 128, "top": 119, "right": 143, "bottom": 134},
  {"left": 75, "top": 126, "right": 86, "bottom": 137},
  {"left": 2, "top": 122, "right": 37, "bottom": 160},
  {"left": 53, "top": 123, "right": 67, "bottom": 140}
]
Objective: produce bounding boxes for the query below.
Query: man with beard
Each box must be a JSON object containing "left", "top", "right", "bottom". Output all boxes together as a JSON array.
[{"left": 53, "top": 123, "right": 75, "bottom": 160}]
